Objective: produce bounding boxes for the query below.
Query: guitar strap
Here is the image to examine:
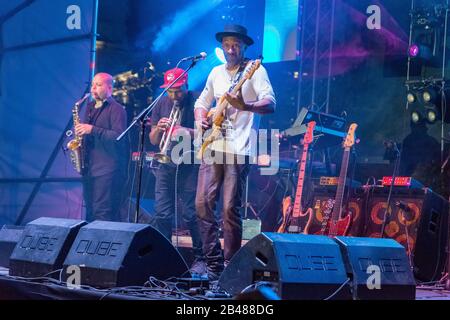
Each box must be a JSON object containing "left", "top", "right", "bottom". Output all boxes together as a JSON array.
[{"left": 225, "top": 59, "right": 250, "bottom": 123}]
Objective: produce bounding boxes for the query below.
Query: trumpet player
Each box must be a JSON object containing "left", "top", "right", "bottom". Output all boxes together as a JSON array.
[
  {"left": 149, "top": 68, "right": 206, "bottom": 275},
  {"left": 75, "top": 72, "right": 127, "bottom": 222}
]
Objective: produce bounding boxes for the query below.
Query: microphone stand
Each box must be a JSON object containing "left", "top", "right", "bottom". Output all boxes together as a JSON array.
[
  {"left": 117, "top": 59, "right": 199, "bottom": 223},
  {"left": 380, "top": 143, "right": 401, "bottom": 238}
]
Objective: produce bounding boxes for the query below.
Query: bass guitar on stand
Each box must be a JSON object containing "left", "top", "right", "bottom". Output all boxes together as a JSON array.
[
  {"left": 316, "top": 123, "right": 358, "bottom": 237},
  {"left": 277, "top": 121, "right": 315, "bottom": 234}
]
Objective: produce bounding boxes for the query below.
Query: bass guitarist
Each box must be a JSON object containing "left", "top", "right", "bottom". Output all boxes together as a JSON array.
[{"left": 194, "top": 24, "right": 276, "bottom": 280}]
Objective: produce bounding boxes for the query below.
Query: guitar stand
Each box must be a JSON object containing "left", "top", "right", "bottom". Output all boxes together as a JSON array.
[
  {"left": 243, "top": 175, "right": 260, "bottom": 219},
  {"left": 243, "top": 201, "right": 260, "bottom": 219}
]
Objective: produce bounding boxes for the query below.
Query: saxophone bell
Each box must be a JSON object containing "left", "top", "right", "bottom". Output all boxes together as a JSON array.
[{"left": 67, "top": 138, "right": 81, "bottom": 150}]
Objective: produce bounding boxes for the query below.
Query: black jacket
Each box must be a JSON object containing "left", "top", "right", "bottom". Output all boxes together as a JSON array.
[{"left": 82, "top": 96, "right": 127, "bottom": 177}]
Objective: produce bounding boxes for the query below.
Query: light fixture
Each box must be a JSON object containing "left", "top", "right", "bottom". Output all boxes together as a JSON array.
[
  {"left": 426, "top": 108, "right": 437, "bottom": 123},
  {"left": 408, "top": 44, "right": 419, "bottom": 57},
  {"left": 407, "top": 83, "right": 449, "bottom": 125},
  {"left": 422, "top": 88, "right": 436, "bottom": 102},
  {"left": 411, "top": 111, "right": 421, "bottom": 124}
]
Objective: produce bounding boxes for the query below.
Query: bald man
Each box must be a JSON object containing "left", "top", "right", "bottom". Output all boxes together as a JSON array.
[{"left": 75, "top": 72, "right": 127, "bottom": 222}]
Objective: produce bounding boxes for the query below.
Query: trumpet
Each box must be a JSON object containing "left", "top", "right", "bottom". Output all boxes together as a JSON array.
[{"left": 154, "top": 100, "right": 181, "bottom": 164}]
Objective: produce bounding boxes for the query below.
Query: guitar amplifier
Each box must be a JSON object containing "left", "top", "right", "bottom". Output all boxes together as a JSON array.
[
  {"left": 362, "top": 186, "right": 449, "bottom": 282},
  {"left": 309, "top": 186, "right": 366, "bottom": 237}
]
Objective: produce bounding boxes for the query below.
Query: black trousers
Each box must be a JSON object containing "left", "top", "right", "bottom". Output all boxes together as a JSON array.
[
  {"left": 195, "top": 157, "right": 250, "bottom": 273},
  {"left": 83, "top": 170, "right": 125, "bottom": 222},
  {"left": 151, "top": 163, "right": 204, "bottom": 260}
]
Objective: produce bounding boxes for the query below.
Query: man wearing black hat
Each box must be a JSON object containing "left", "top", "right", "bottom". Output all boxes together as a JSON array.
[
  {"left": 194, "top": 24, "right": 276, "bottom": 280},
  {"left": 149, "top": 68, "right": 206, "bottom": 275}
]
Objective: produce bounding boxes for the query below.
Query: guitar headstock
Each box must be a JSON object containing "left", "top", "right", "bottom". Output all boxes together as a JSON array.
[
  {"left": 304, "top": 121, "right": 316, "bottom": 145},
  {"left": 343, "top": 123, "right": 358, "bottom": 149},
  {"left": 244, "top": 59, "right": 261, "bottom": 80}
]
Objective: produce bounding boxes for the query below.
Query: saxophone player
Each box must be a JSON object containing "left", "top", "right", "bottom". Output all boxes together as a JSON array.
[{"left": 75, "top": 72, "right": 127, "bottom": 222}]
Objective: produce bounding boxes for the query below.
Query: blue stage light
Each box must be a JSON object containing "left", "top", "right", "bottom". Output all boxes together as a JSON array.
[
  {"left": 152, "top": 0, "right": 223, "bottom": 53},
  {"left": 214, "top": 47, "right": 226, "bottom": 64}
]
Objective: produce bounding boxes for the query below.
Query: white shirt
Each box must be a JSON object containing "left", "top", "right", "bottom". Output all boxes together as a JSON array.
[{"left": 194, "top": 62, "right": 276, "bottom": 156}]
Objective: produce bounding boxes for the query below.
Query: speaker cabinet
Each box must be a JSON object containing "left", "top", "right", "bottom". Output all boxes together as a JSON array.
[
  {"left": 9, "top": 217, "right": 87, "bottom": 277},
  {"left": 309, "top": 186, "right": 366, "bottom": 236},
  {"left": 0, "top": 225, "right": 24, "bottom": 268},
  {"left": 335, "top": 236, "right": 416, "bottom": 300},
  {"left": 363, "top": 187, "right": 449, "bottom": 282},
  {"left": 63, "top": 220, "right": 189, "bottom": 288},
  {"left": 218, "top": 232, "right": 352, "bottom": 300},
  {"left": 218, "top": 232, "right": 416, "bottom": 300}
]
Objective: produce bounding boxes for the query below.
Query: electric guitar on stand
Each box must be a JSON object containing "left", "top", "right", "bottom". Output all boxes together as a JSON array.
[
  {"left": 316, "top": 123, "right": 358, "bottom": 237},
  {"left": 277, "top": 121, "right": 315, "bottom": 234}
]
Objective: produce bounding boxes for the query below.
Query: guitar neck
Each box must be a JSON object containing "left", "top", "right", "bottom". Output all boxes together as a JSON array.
[
  {"left": 231, "top": 72, "right": 248, "bottom": 94},
  {"left": 292, "top": 144, "right": 309, "bottom": 218},
  {"left": 213, "top": 69, "right": 249, "bottom": 122},
  {"left": 331, "top": 147, "right": 351, "bottom": 222}
]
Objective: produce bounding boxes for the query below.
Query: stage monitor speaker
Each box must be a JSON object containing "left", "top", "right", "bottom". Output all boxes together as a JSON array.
[
  {"left": 0, "top": 225, "right": 24, "bottom": 268},
  {"left": 62, "top": 220, "right": 190, "bottom": 288},
  {"left": 218, "top": 232, "right": 352, "bottom": 300},
  {"left": 9, "top": 217, "right": 87, "bottom": 277},
  {"left": 334, "top": 236, "right": 416, "bottom": 300},
  {"left": 363, "top": 187, "right": 449, "bottom": 282}
]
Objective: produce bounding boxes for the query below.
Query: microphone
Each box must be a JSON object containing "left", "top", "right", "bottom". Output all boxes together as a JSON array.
[
  {"left": 180, "top": 52, "right": 207, "bottom": 62},
  {"left": 395, "top": 200, "right": 411, "bottom": 212},
  {"left": 395, "top": 200, "right": 413, "bottom": 220},
  {"left": 383, "top": 139, "right": 400, "bottom": 161},
  {"left": 75, "top": 93, "right": 91, "bottom": 106},
  {"left": 383, "top": 139, "right": 398, "bottom": 150}
]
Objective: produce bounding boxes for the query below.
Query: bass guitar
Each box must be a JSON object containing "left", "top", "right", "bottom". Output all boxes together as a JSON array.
[
  {"left": 277, "top": 121, "right": 315, "bottom": 234},
  {"left": 316, "top": 123, "right": 358, "bottom": 237}
]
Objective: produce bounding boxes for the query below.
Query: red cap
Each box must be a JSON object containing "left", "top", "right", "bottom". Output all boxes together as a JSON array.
[{"left": 160, "top": 68, "right": 188, "bottom": 88}]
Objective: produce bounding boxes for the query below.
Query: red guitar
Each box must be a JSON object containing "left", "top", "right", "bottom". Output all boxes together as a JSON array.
[
  {"left": 277, "top": 121, "right": 315, "bottom": 234},
  {"left": 316, "top": 123, "right": 358, "bottom": 237}
]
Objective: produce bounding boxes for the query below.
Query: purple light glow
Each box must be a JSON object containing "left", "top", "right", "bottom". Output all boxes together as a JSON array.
[{"left": 409, "top": 44, "right": 419, "bottom": 57}]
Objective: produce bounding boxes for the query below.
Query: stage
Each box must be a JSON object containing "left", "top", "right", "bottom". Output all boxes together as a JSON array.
[
  {"left": 0, "top": 267, "right": 449, "bottom": 301},
  {"left": 2, "top": 0, "right": 450, "bottom": 304}
]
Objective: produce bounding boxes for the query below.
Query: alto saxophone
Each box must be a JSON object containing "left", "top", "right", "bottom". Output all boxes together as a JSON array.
[{"left": 67, "top": 102, "right": 84, "bottom": 174}]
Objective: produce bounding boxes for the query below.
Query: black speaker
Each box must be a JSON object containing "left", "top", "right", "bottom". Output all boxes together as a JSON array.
[
  {"left": 9, "top": 217, "right": 87, "bottom": 277},
  {"left": 334, "top": 236, "right": 416, "bottom": 300},
  {"left": 218, "top": 232, "right": 352, "bottom": 300},
  {"left": 0, "top": 225, "right": 24, "bottom": 268},
  {"left": 62, "top": 220, "right": 189, "bottom": 288},
  {"left": 364, "top": 187, "right": 449, "bottom": 282}
]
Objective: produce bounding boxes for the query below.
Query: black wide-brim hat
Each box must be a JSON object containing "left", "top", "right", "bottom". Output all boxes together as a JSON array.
[{"left": 215, "top": 24, "right": 254, "bottom": 46}]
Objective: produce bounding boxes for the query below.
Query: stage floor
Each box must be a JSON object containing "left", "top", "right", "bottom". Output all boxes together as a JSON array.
[{"left": 1, "top": 267, "right": 449, "bottom": 300}]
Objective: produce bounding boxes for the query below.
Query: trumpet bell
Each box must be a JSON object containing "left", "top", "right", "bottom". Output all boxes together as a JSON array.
[{"left": 153, "top": 152, "right": 171, "bottom": 164}]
